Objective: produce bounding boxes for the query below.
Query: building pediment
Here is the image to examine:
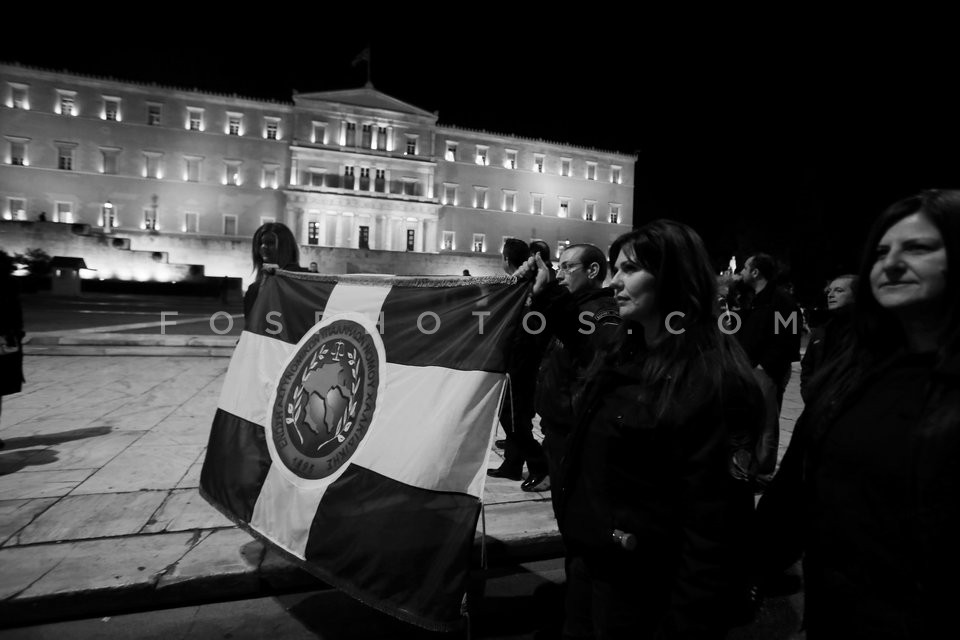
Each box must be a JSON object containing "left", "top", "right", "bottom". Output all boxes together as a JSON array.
[{"left": 294, "top": 86, "right": 437, "bottom": 120}]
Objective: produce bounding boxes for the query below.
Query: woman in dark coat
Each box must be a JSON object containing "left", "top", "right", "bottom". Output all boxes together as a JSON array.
[
  {"left": 243, "top": 222, "right": 303, "bottom": 323},
  {"left": 757, "top": 189, "right": 960, "bottom": 638},
  {"left": 523, "top": 220, "right": 763, "bottom": 638},
  {"left": 0, "top": 250, "right": 25, "bottom": 448}
]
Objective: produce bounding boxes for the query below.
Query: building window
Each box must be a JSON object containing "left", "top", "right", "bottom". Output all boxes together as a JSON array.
[
  {"left": 147, "top": 104, "right": 162, "bottom": 126},
  {"left": 344, "top": 122, "right": 357, "bottom": 146},
  {"left": 57, "top": 91, "right": 76, "bottom": 116},
  {"left": 103, "top": 97, "right": 120, "bottom": 121},
  {"left": 184, "top": 156, "right": 201, "bottom": 182},
  {"left": 264, "top": 118, "right": 280, "bottom": 140},
  {"left": 225, "top": 162, "right": 241, "bottom": 186},
  {"left": 359, "top": 167, "right": 371, "bottom": 190},
  {"left": 101, "top": 148, "right": 119, "bottom": 175},
  {"left": 143, "top": 207, "right": 158, "bottom": 231},
  {"left": 505, "top": 149, "right": 517, "bottom": 169},
  {"left": 55, "top": 202, "right": 72, "bottom": 223},
  {"left": 584, "top": 200, "right": 596, "bottom": 221},
  {"left": 101, "top": 202, "right": 117, "bottom": 230},
  {"left": 534, "top": 154, "right": 545, "bottom": 173},
  {"left": 359, "top": 225, "right": 370, "bottom": 249},
  {"left": 57, "top": 145, "right": 74, "bottom": 171},
  {"left": 586, "top": 161, "right": 597, "bottom": 180},
  {"left": 184, "top": 212, "right": 199, "bottom": 233},
  {"left": 377, "top": 126, "right": 388, "bottom": 150},
  {"left": 361, "top": 124, "right": 373, "bottom": 148},
  {"left": 310, "top": 169, "right": 325, "bottom": 187},
  {"left": 406, "top": 229, "right": 416, "bottom": 251},
  {"left": 227, "top": 113, "right": 242, "bottom": 136},
  {"left": 263, "top": 165, "right": 279, "bottom": 189},
  {"left": 224, "top": 215, "right": 237, "bottom": 236},
  {"left": 6, "top": 197, "right": 26, "bottom": 221},
  {"left": 343, "top": 166, "right": 355, "bottom": 189},
  {"left": 405, "top": 135, "right": 418, "bottom": 156},
  {"left": 445, "top": 141, "right": 458, "bottom": 161},
  {"left": 312, "top": 121, "right": 327, "bottom": 144},
  {"left": 472, "top": 233, "right": 485, "bottom": 253},
  {"left": 442, "top": 231, "right": 455, "bottom": 251},
  {"left": 503, "top": 190, "right": 517, "bottom": 212},
  {"left": 187, "top": 108, "right": 204, "bottom": 131},
  {"left": 609, "top": 204, "right": 621, "bottom": 224},
  {"left": 8, "top": 139, "right": 27, "bottom": 166},
  {"left": 474, "top": 187, "right": 487, "bottom": 209},
  {"left": 308, "top": 221, "right": 320, "bottom": 245},
  {"left": 558, "top": 198, "right": 570, "bottom": 218},
  {"left": 611, "top": 165, "right": 622, "bottom": 184},
  {"left": 143, "top": 152, "right": 163, "bottom": 179},
  {"left": 401, "top": 178, "right": 418, "bottom": 196},
  {"left": 10, "top": 84, "right": 28, "bottom": 110},
  {"left": 443, "top": 183, "right": 458, "bottom": 206},
  {"left": 532, "top": 193, "right": 543, "bottom": 215},
  {"left": 475, "top": 145, "right": 489, "bottom": 166},
  {"left": 374, "top": 168, "right": 385, "bottom": 192},
  {"left": 560, "top": 157, "right": 571, "bottom": 177}
]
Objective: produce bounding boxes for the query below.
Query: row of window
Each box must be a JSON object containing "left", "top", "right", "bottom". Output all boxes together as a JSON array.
[
  {"left": 442, "top": 233, "right": 571, "bottom": 257},
  {"left": 444, "top": 141, "right": 623, "bottom": 182},
  {"left": 2, "top": 196, "right": 263, "bottom": 234},
  {"left": 441, "top": 184, "right": 621, "bottom": 223},
  {"left": 5, "top": 138, "right": 282, "bottom": 188},
  {"left": 5, "top": 83, "right": 283, "bottom": 139}
]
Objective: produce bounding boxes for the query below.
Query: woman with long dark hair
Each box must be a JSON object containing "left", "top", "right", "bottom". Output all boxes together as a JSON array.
[
  {"left": 244, "top": 222, "right": 302, "bottom": 322},
  {"left": 523, "top": 219, "right": 762, "bottom": 638},
  {"left": 757, "top": 189, "right": 960, "bottom": 638}
]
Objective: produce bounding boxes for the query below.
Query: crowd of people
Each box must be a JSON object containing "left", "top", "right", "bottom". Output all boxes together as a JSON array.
[
  {"left": 495, "top": 188, "right": 959, "bottom": 638},
  {"left": 5, "top": 188, "right": 953, "bottom": 638}
]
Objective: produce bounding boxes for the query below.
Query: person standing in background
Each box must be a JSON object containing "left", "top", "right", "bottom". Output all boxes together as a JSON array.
[{"left": 0, "top": 250, "right": 25, "bottom": 449}]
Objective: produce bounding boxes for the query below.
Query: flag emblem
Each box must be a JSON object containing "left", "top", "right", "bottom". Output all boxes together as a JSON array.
[{"left": 270, "top": 315, "right": 383, "bottom": 481}]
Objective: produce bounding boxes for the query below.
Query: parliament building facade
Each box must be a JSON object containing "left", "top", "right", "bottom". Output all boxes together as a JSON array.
[{"left": 0, "top": 62, "right": 635, "bottom": 280}]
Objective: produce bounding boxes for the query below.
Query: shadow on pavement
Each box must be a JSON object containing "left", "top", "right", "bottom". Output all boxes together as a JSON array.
[
  {"left": 0, "top": 448, "right": 60, "bottom": 474},
  {"left": 0, "top": 426, "right": 113, "bottom": 450}
]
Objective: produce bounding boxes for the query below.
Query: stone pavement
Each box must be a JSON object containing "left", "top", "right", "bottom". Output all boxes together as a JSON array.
[{"left": 0, "top": 334, "right": 804, "bottom": 631}]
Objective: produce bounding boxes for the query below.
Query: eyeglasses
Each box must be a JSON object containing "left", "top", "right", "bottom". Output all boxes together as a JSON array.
[{"left": 557, "top": 262, "right": 584, "bottom": 275}]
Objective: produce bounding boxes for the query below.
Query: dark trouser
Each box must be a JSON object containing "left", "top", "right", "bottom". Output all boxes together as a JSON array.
[
  {"left": 499, "top": 387, "right": 548, "bottom": 477},
  {"left": 540, "top": 422, "right": 569, "bottom": 516}
]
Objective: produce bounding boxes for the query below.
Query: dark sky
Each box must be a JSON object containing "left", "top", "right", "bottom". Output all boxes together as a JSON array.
[{"left": 3, "top": 17, "right": 955, "bottom": 302}]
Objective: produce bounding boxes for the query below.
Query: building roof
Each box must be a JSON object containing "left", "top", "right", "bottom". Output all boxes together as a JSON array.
[{"left": 294, "top": 85, "right": 437, "bottom": 119}]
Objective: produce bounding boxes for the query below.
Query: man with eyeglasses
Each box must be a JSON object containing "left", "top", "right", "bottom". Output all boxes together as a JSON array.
[{"left": 534, "top": 244, "right": 620, "bottom": 500}]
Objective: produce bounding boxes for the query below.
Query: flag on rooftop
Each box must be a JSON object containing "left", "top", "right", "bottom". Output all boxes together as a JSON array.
[{"left": 200, "top": 270, "right": 529, "bottom": 630}]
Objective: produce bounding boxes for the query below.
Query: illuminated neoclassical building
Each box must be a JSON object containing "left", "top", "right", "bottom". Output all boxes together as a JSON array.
[{"left": 0, "top": 62, "right": 635, "bottom": 280}]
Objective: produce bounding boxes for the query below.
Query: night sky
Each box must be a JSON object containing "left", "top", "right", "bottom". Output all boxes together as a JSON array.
[{"left": 3, "top": 17, "right": 956, "bottom": 303}]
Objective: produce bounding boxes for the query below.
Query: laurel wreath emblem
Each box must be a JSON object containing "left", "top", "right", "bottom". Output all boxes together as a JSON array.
[{"left": 285, "top": 342, "right": 362, "bottom": 451}]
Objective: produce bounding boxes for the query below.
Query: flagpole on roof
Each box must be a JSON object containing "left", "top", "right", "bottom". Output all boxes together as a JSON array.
[{"left": 352, "top": 45, "right": 372, "bottom": 87}]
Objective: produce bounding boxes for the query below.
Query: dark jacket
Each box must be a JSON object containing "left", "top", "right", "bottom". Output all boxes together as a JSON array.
[
  {"left": 799, "top": 306, "right": 854, "bottom": 402},
  {"left": 757, "top": 351, "right": 960, "bottom": 637},
  {"left": 0, "top": 271, "right": 25, "bottom": 396},
  {"left": 736, "top": 284, "right": 802, "bottom": 383},
  {"left": 556, "top": 343, "right": 762, "bottom": 638},
  {"left": 534, "top": 286, "right": 620, "bottom": 435}
]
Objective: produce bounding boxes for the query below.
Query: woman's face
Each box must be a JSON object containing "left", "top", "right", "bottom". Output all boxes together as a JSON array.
[
  {"left": 259, "top": 231, "right": 279, "bottom": 264},
  {"left": 870, "top": 212, "right": 948, "bottom": 314},
  {"left": 825, "top": 277, "right": 855, "bottom": 311},
  {"left": 611, "top": 250, "right": 659, "bottom": 324}
]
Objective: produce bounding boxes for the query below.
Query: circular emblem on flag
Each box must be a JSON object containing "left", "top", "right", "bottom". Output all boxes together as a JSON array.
[{"left": 270, "top": 316, "right": 382, "bottom": 480}]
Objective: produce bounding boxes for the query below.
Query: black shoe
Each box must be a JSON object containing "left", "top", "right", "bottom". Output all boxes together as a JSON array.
[
  {"left": 487, "top": 465, "right": 523, "bottom": 481},
  {"left": 521, "top": 474, "right": 550, "bottom": 492},
  {"left": 494, "top": 439, "right": 506, "bottom": 449}
]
